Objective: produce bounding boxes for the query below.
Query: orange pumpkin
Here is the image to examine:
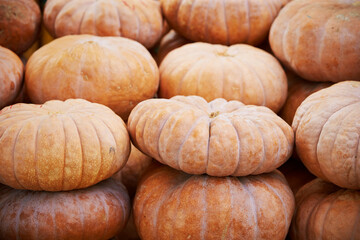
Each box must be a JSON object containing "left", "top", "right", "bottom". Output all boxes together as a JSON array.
[
  {"left": 0, "top": 0, "right": 41, "bottom": 54},
  {"left": 0, "top": 179, "right": 130, "bottom": 240},
  {"left": 134, "top": 165, "right": 295, "bottom": 240},
  {"left": 279, "top": 70, "right": 332, "bottom": 125},
  {"left": 159, "top": 43, "right": 288, "bottom": 113},
  {"left": 270, "top": 0, "right": 360, "bottom": 82},
  {"left": 112, "top": 143, "right": 153, "bottom": 198},
  {"left": 128, "top": 96, "right": 294, "bottom": 177},
  {"left": 0, "top": 46, "right": 24, "bottom": 109},
  {"left": 292, "top": 81, "right": 360, "bottom": 189},
  {"left": 43, "top": 0, "right": 165, "bottom": 49},
  {"left": 25, "top": 34, "right": 159, "bottom": 121},
  {"left": 290, "top": 178, "right": 360, "bottom": 240},
  {"left": 161, "top": 0, "right": 288, "bottom": 46},
  {"left": 0, "top": 99, "right": 130, "bottom": 191}
]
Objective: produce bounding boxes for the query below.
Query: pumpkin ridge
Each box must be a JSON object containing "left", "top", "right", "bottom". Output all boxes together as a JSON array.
[
  {"left": 177, "top": 59, "right": 204, "bottom": 95},
  {"left": 221, "top": 0, "right": 229, "bottom": 45},
  {"left": 350, "top": 203, "right": 360, "bottom": 239},
  {"left": 74, "top": 194, "right": 85, "bottom": 240},
  {"left": 14, "top": 191, "right": 28, "bottom": 239},
  {"left": 200, "top": 176, "right": 208, "bottom": 240},
  {"left": 34, "top": 116, "right": 48, "bottom": 191},
  {"left": 12, "top": 120, "right": 29, "bottom": 189},
  {"left": 228, "top": 118, "right": 241, "bottom": 176},
  {"left": 248, "top": 119, "right": 266, "bottom": 175},
  {"left": 88, "top": 118, "right": 103, "bottom": 184},
  {"left": 96, "top": 193, "right": 109, "bottom": 240},
  {"left": 53, "top": 0, "right": 73, "bottom": 36},
  {"left": 227, "top": 177, "right": 235, "bottom": 239},
  {"left": 78, "top": 1, "right": 92, "bottom": 34}
]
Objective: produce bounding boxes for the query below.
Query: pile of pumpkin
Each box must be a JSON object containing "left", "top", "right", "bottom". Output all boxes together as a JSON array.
[{"left": 0, "top": 0, "right": 359, "bottom": 239}]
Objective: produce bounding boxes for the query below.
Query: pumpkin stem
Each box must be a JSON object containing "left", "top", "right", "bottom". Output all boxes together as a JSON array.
[{"left": 209, "top": 111, "right": 219, "bottom": 118}]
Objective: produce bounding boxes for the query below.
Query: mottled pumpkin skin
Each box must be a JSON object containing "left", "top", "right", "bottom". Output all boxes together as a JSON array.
[
  {"left": 0, "top": 46, "right": 24, "bottom": 109},
  {"left": 0, "top": 99, "right": 130, "bottom": 191},
  {"left": 43, "top": 0, "right": 165, "bottom": 49},
  {"left": 128, "top": 96, "right": 294, "bottom": 177},
  {"left": 292, "top": 81, "right": 360, "bottom": 189},
  {"left": 279, "top": 70, "right": 332, "bottom": 126},
  {"left": 159, "top": 43, "right": 288, "bottom": 113},
  {"left": 290, "top": 178, "right": 360, "bottom": 240},
  {"left": 0, "top": 179, "right": 130, "bottom": 240},
  {"left": 270, "top": 0, "right": 360, "bottom": 82},
  {"left": 161, "top": 0, "right": 287, "bottom": 46},
  {"left": 112, "top": 143, "right": 152, "bottom": 198},
  {"left": 0, "top": 0, "right": 41, "bottom": 54},
  {"left": 25, "top": 35, "right": 159, "bottom": 121},
  {"left": 134, "top": 165, "right": 295, "bottom": 240}
]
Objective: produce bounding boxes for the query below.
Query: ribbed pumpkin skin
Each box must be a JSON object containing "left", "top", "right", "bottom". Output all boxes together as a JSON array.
[
  {"left": 270, "top": 0, "right": 360, "bottom": 82},
  {"left": 25, "top": 35, "right": 159, "bottom": 121},
  {"left": 290, "top": 178, "right": 360, "bottom": 240},
  {"left": 161, "top": 0, "right": 286, "bottom": 46},
  {"left": 0, "top": 0, "right": 41, "bottom": 54},
  {"left": 0, "top": 99, "right": 130, "bottom": 191},
  {"left": 279, "top": 71, "right": 332, "bottom": 125},
  {"left": 292, "top": 81, "right": 360, "bottom": 189},
  {"left": 128, "top": 96, "right": 294, "bottom": 177},
  {"left": 134, "top": 165, "right": 295, "bottom": 240},
  {"left": 0, "top": 46, "right": 24, "bottom": 109},
  {"left": 159, "top": 43, "right": 287, "bottom": 113},
  {"left": 0, "top": 179, "right": 130, "bottom": 240},
  {"left": 112, "top": 143, "right": 152, "bottom": 197},
  {"left": 43, "top": 0, "right": 164, "bottom": 49}
]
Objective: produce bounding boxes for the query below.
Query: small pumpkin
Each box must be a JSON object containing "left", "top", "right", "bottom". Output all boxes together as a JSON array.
[
  {"left": 134, "top": 164, "right": 295, "bottom": 240},
  {"left": 0, "top": 0, "right": 41, "bottom": 54},
  {"left": 290, "top": 178, "right": 360, "bottom": 240},
  {"left": 159, "top": 43, "right": 288, "bottom": 113},
  {"left": 43, "top": 0, "right": 165, "bottom": 49},
  {"left": 0, "top": 179, "right": 130, "bottom": 240},
  {"left": 128, "top": 96, "right": 294, "bottom": 177},
  {"left": 270, "top": 0, "right": 360, "bottom": 82},
  {"left": 0, "top": 99, "right": 130, "bottom": 191},
  {"left": 0, "top": 46, "right": 24, "bottom": 109},
  {"left": 293, "top": 81, "right": 360, "bottom": 189},
  {"left": 161, "top": 0, "right": 288, "bottom": 46},
  {"left": 25, "top": 34, "right": 159, "bottom": 121}
]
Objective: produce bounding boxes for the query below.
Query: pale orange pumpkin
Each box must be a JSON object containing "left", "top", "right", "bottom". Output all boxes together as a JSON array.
[
  {"left": 159, "top": 43, "right": 288, "bottom": 113},
  {"left": 290, "top": 178, "right": 360, "bottom": 240},
  {"left": 43, "top": 0, "right": 165, "bottom": 49},
  {"left": 134, "top": 164, "right": 295, "bottom": 240},
  {"left": 0, "top": 46, "right": 24, "bottom": 109},
  {"left": 128, "top": 96, "right": 294, "bottom": 177},
  {"left": 0, "top": 0, "right": 41, "bottom": 54},
  {"left": 0, "top": 179, "right": 130, "bottom": 240},
  {"left": 292, "top": 81, "right": 360, "bottom": 189},
  {"left": 270, "top": 0, "right": 360, "bottom": 82},
  {"left": 25, "top": 34, "right": 159, "bottom": 121},
  {"left": 161, "top": 0, "right": 288, "bottom": 46},
  {"left": 0, "top": 99, "right": 130, "bottom": 191}
]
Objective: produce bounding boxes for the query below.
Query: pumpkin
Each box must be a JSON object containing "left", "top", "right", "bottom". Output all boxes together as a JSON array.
[
  {"left": 269, "top": 0, "right": 360, "bottom": 82},
  {"left": 0, "top": 0, "right": 41, "bottom": 54},
  {"left": 128, "top": 95, "right": 294, "bottom": 177},
  {"left": 292, "top": 81, "right": 360, "bottom": 189},
  {"left": 161, "top": 0, "right": 288, "bottom": 46},
  {"left": 279, "top": 70, "right": 332, "bottom": 126},
  {"left": 112, "top": 143, "right": 153, "bottom": 198},
  {"left": 0, "top": 99, "right": 130, "bottom": 191},
  {"left": 0, "top": 46, "right": 24, "bottom": 109},
  {"left": 25, "top": 34, "right": 159, "bottom": 121},
  {"left": 134, "top": 164, "right": 295, "bottom": 240},
  {"left": 0, "top": 179, "right": 130, "bottom": 240},
  {"left": 290, "top": 178, "right": 360, "bottom": 240},
  {"left": 156, "top": 29, "right": 190, "bottom": 65},
  {"left": 43, "top": 0, "right": 165, "bottom": 49},
  {"left": 159, "top": 43, "right": 288, "bottom": 113}
]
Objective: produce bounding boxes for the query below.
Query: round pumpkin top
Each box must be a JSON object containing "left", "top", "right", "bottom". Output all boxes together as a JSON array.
[
  {"left": 0, "top": 0, "right": 41, "bottom": 54},
  {"left": 0, "top": 179, "right": 130, "bottom": 240},
  {"left": 43, "top": 0, "right": 164, "bottom": 49},
  {"left": 0, "top": 46, "right": 24, "bottom": 109},
  {"left": 270, "top": 0, "right": 360, "bottom": 82},
  {"left": 0, "top": 99, "right": 130, "bottom": 191},
  {"left": 159, "top": 43, "right": 288, "bottom": 113},
  {"left": 292, "top": 81, "right": 360, "bottom": 189},
  {"left": 134, "top": 164, "right": 295, "bottom": 240},
  {"left": 25, "top": 34, "right": 159, "bottom": 121},
  {"left": 128, "top": 95, "right": 294, "bottom": 177},
  {"left": 291, "top": 178, "right": 360, "bottom": 240}
]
